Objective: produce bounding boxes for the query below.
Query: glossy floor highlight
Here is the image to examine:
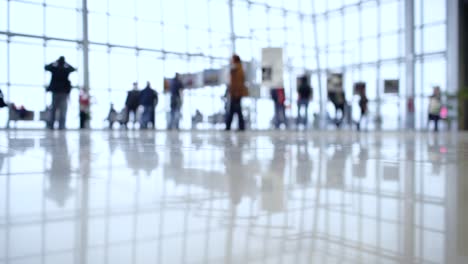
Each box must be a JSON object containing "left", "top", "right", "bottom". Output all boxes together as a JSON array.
[{"left": 0, "top": 130, "right": 467, "bottom": 264}]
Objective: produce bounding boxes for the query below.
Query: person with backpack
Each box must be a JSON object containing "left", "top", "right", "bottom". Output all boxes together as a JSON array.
[
  {"left": 45, "top": 56, "right": 76, "bottom": 130},
  {"left": 297, "top": 75, "right": 312, "bottom": 126},
  {"left": 428, "top": 86, "right": 442, "bottom": 132},
  {"left": 124, "top": 82, "right": 140, "bottom": 129},
  {"left": 139, "top": 81, "right": 158, "bottom": 129}
]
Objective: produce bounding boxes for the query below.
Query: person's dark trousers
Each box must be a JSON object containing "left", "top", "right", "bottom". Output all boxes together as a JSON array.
[
  {"left": 335, "top": 104, "right": 345, "bottom": 128},
  {"left": 140, "top": 105, "right": 154, "bottom": 129},
  {"left": 125, "top": 108, "right": 138, "bottom": 128},
  {"left": 168, "top": 107, "right": 181, "bottom": 130},
  {"left": 297, "top": 99, "right": 309, "bottom": 125},
  {"left": 80, "top": 111, "right": 87, "bottom": 129},
  {"left": 168, "top": 96, "right": 181, "bottom": 130},
  {"left": 48, "top": 93, "right": 68, "bottom": 130},
  {"left": 429, "top": 114, "right": 440, "bottom": 131},
  {"left": 225, "top": 98, "right": 245, "bottom": 131},
  {"left": 274, "top": 102, "right": 287, "bottom": 129}
]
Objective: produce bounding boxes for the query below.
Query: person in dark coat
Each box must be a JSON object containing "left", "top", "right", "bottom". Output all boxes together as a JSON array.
[
  {"left": 139, "top": 81, "right": 158, "bottom": 129},
  {"left": 124, "top": 82, "right": 140, "bottom": 129},
  {"left": 297, "top": 75, "right": 312, "bottom": 126},
  {"left": 168, "top": 73, "right": 184, "bottom": 130},
  {"left": 45, "top": 56, "right": 76, "bottom": 130}
]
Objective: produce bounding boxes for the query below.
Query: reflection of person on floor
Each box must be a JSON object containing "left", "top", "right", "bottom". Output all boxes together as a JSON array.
[
  {"left": 139, "top": 82, "right": 158, "bottom": 129},
  {"left": 226, "top": 54, "right": 248, "bottom": 131},
  {"left": 225, "top": 137, "right": 245, "bottom": 205},
  {"left": 428, "top": 86, "right": 442, "bottom": 132},
  {"left": 326, "top": 145, "right": 346, "bottom": 189},
  {"left": 124, "top": 132, "right": 159, "bottom": 176},
  {"left": 45, "top": 56, "right": 76, "bottom": 130},
  {"left": 261, "top": 138, "right": 286, "bottom": 211},
  {"left": 296, "top": 141, "right": 313, "bottom": 185},
  {"left": 45, "top": 134, "right": 73, "bottom": 207},
  {"left": 297, "top": 76, "right": 312, "bottom": 127}
]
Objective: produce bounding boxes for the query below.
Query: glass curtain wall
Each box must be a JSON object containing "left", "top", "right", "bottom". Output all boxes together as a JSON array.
[{"left": 0, "top": 0, "right": 448, "bottom": 130}]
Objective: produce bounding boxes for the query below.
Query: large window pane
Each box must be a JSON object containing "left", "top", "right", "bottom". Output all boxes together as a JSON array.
[
  {"left": 45, "top": 7, "right": 79, "bottom": 40},
  {"left": 380, "top": 1, "right": 401, "bottom": 33},
  {"left": 10, "top": 40, "right": 44, "bottom": 86},
  {"left": 423, "top": 0, "right": 446, "bottom": 24},
  {"left": 423, "top": 25, "right": 446, "bottom": 53},
  {"left": 10, "top": 2, "right": 43, "bottom": 35},
  {"left": 0, "top": 0, "right": 7, "bottom": 32}
]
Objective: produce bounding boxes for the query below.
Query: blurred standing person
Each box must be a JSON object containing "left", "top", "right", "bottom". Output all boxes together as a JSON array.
[
  {"left": 79, "top": 88, "right": 90, "bottom": 129},
  {"left": 106, "top": 103, "right": 118, "bottom": 129},
  {"left": 356, "top": 90, "right": 368, "bottom": 131},
  {"left": 226, "top": 54, "right": 248, "bottom": 131},
  {"left": 45, "top": 56, "right": 76, "bottom": 130},
  {"left": 428, "top": 86, "right": 442, "bottom": 132},
  {"left": 271, "top": 88, "right": 287, "bottom": 129},
  {"left": 168, "top": 73, "right": 184, "bottom": 130},
  {"left": 139, "top": 81, "right": 158, "bottom": 129},
  {"left": 297, "top": 75, "right": 312, "bottom": 127},
  {"left": 124, "top": 82, "right": 140, "bottom": 129}
]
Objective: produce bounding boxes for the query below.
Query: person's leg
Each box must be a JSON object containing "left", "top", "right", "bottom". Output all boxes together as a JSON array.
[
  {"left": 80, "top": 111, "right": 86, "bottom": 129},
  {"left": 225, "top": 100, "right": 235, "bottom": 130},
  {"left": 297, "top": 102, "right": 302, "bottom": 125},
  {"left": 140, "top": 106, "right": 148, "bottom": 129},
  {"left": 274, "top": 103, "right": 281, "bottom": 129},
  {"left": 131, "top": 109, "right": 137, "bottom": 128},
  {"left": 235, "top": 99, "right": 245, "bottom": 131},
  {"left": 175, "top": 106, "right": 181, "bottom": 130},
  {"left": 336, "top": 105, "right": 344, "bottom": 128},
  {"left": 151, "top": 108, "right": 156, "bottom": 129},
  {"left": 169, "top": 106, "right": 177, "bottom": 130},
  {"left": 49, "top": 94, "right": 58, "bottom": 129},
  {"left": 58, "top": 94, "right": 68, "bottom": 130},
  {"left": 281, "top": 105, "right": 287, "bottom": 127},
  {"left": 434, "top": 116, "right": 439, "bottom": 132},
  {"left": 304, "top": 102, "right": 309, "bottom": 125}
]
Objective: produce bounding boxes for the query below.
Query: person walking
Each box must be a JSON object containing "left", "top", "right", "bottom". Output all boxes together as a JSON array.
[
  {"left": 168, "top": 73, "right": 184, "bottom": 130},
  {"left": 124, "top": 82, "right": 140, "bottom": 129},
  {"left": 45, "top": 56, "right": 76, "bottom": 130},
  {"left": 428, "top": 86, "right": 442, "bottom": 132},
  {"left": 225, "top": 54, "right": 248, "bottom": 131},
  {"left": 297, "top": 75, "right": 312, "bottom": 126},
  {"left": 139, "top": 81, "right": 158, "bottom": 129}
]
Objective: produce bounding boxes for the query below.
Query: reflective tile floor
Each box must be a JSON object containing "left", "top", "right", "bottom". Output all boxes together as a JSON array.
[{"left": 0, "top": 130, "right": 468, "bottom": 264}]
